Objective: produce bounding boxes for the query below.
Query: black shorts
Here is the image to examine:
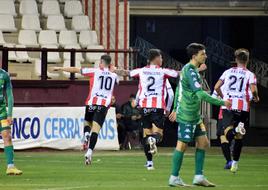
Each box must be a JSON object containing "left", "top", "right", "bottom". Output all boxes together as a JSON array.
[
  {"left": 84, "top": 105, "right": 108, "bottom": 127},
  {"left": 140, "top": 108, "right": 165, "bottom": 129},
  {"left": 220, "top": 109, "right": 249, "bottom": 135}
]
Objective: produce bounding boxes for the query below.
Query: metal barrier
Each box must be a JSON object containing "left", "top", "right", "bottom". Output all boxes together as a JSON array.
[{"left": 0, "top": 46, "right": 138, "bottom": 81}]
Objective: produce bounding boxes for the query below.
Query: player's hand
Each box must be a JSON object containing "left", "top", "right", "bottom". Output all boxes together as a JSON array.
[
  {"left": 165, "top": 110, "right": 170, "bottom": 117},
  {"left": 109, "top": 64, "right": 117, "bottom": 72},
  {"left": 198, "top": 63, "right": 207, "bottom": 72},
  {"left": 7, "top": 117, "right": 13, "bottom": 125},
  {"left": 169, "top": 111, "right": 176, "bottom": 122},
  {"left": 131, "top": 115, "right": 137, "bottom": 120},
  {"left": 253, "top": 96, "right": 260, "bottom": 103},
  {"left": 224, "top": 100, "right": 232, "bottom": 109}
]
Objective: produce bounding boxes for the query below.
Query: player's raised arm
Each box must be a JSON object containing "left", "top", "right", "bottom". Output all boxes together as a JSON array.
[
  {"left": 114, "top": 69, "right": 130, "bottom": 77},
  {"left": 187, "top": 68, "right": 231, "bottom": 108},
  {"left": 52, "top": 67, "right": 81, "bottom": 73}
]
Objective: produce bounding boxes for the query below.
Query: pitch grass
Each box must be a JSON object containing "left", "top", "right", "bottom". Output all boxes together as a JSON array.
[{"left": 0, "top": 147, "right": 268, "bottom": 190}]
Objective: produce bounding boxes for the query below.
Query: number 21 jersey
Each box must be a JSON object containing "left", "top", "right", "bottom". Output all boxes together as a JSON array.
[
  {"left": 219, "top": 67, "right": 256, "bottom": 111},
  {"left": 81, "top": 67, "right": 119, "bottom": 107},
  {"left": 130, "top": 65, "right": 178, "bottom": 109}
]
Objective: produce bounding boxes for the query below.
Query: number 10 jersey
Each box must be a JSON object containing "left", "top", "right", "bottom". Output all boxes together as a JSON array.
[
  {"left": 130, "top": 65, "right": 178, "bottom": 109},
  {"left": 219, "top": 67, "right": 257, "bottom": 112},
  {"left": 81, "top": 67, "right": 119, "bottom": 107}
]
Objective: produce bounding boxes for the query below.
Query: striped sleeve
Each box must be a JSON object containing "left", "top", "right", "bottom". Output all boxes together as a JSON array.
[
  {"left": 81, "top": 68, "right": 95, "bottom": 76},
  {"left": 130, "top": 68, "right": 141, "bottom": 78}
]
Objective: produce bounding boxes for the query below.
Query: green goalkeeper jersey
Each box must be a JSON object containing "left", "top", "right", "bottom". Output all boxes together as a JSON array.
[
  {"left": 173, "top": 63, "right": 225, "bottom": 125},
  {"left": 0, "top": 69, "right": 14, "bottom": 120}
]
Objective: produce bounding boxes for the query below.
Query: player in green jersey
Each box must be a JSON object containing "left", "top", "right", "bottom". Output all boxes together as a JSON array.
[
  {"left": 168, "top": 43, "right": 231, "bottom": 187},
  {"left": 0, "top": 69, "right": 22, "bottom": 175}
]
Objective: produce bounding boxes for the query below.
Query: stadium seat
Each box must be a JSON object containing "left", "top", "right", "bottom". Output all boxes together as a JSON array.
[
  {"left": 0, "top": 15, "right": 17, "bottom": 32},
  {"left": 34, "top": 58, "right": 60, "bottom": 79},
  {"left": 3, "top": 43, "right": 17, "bottom": 62},
  {"left": 15, "top": 44, "right": 32, "bottom": 63},
  {"left": 18, "top": 30, "right": 39, "bottom": 47},
  {"left": 19, "top": 0, "right": 39, "bottom": 15},
  {"left": 86, "top": 45, "right": 105, "bottom": 63},
  {"left": 62, "top": 60, "right": 83, "bottom": 78},
  {"left": 63, "top": 44, "right": 84, "bottom": 62},
  {"left": 21, "top": 15, "right": 41, "bottom": 32},
  {"left": 38, "top": 30, "right": 58, "bottom": 46},
  {"left": 79, "top": 30, "right": 98, "bottom": 48},
  {"left": 71, "top": 16, "right": 90, "bottom": 32},
  {"left": 0, "top": 31, "right": 6, "bottom": 45},
  {"left": 47, "top": 15, "right": 66, "bottom": 32},
  {"left": 64, "top": 0, "right": 83, "bottom": 18},
  {"left": 0, "top": 0, "right": 16, "bottom": 16},
  {"left": 59, "top": 30, "right": 78, "bottom": 47},
  {"left": 42, "top": 0, "right": 61, "bottom": 17},
  {"left": 41, "top": 44, "right": 61, "bottom": 63}
]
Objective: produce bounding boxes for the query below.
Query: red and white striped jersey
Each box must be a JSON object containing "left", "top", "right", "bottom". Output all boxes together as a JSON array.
[
  {"left": 130, "top": 65, "right": 178, "bottom": 109},
  {"left": 135, "top": 79, "right": 174, "bottom": 111},
  {"left": 219, "top": 67, "right": 257, "bottom": 112},
  {"left": 81, "top": 67, "right": 119, "bottom": 107}
]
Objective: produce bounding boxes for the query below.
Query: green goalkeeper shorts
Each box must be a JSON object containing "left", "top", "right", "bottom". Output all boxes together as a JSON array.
[{"left": 177, "top": 122, "right": 207, "bottom": 143}]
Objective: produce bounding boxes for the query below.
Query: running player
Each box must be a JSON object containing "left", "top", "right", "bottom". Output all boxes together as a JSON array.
[
  {"left": 214, "top": 48, "right": 259, "bottom": 173},
  {"left": 130, "top": 49, "right": 179, "bottom": 170},
  {"left": 52, "top": 55, "right": 119, "bottom": 165},
  {"left": 212, "top": 86, "right": 253, "bottom": 169},
  {"left": 0, "top": 69, "right": 22, "bottom": 175},
  {"left": 168, "top": 43, "right": 231, "bottom": 187}
]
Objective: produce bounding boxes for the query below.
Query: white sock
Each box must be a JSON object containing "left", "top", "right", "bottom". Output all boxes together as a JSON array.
[
  {"left": 147, "top": 161, "right": 153, "bottom": 166},
  {"left": 8, "top": 164, "right": 14, "bottom": 168},
  {"left": 194, "top": 174, "right": 204, "bottom": 181},
  {"left": 85, "top": 148, "right": 93, "bottom": 157},
  {"left": 84, "top": 132, "right": 90, "bottom": 138},
  {"left": 232, "top": 160, "right": 238, "bottom": 165},
  {"left": 170, "top": 175, "right": 178, "bottom": 180}
]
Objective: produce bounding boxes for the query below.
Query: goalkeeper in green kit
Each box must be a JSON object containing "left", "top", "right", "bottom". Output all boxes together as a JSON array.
[
  {"left": 168, "top": 43, "right": 231, "bottom": 187},
  {"left": 0, "top": 69, "right": 22, "bottom": 175}
]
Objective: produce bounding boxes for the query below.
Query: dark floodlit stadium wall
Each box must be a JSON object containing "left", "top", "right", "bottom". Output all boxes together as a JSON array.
[{"left": 128, "top": 1, "right": 268, "bottom": 146}]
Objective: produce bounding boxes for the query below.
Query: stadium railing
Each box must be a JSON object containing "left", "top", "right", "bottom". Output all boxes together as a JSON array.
[{"left": 0, "top": 46, "right": 139, "bottom": 81}]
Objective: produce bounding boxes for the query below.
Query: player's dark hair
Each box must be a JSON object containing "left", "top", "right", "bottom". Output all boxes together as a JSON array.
[
  {"left": 101, "top": 54, "right": 112, "bottom": 65},
  {"left": 186, "top": 43, "right": 206, "bottom": 59},
  {"left": 235, "top": 48, "right": 249, "bottom": 64},
  {"left": 148, "top": 49, "right": 162, "bottom": 62},
  {"left": 129, "top": 94, "right": 136, "bottom": 99}
]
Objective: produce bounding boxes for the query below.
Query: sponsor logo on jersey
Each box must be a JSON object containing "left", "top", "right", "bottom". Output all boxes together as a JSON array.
[{"left": 184, "top": 134, "right": 190, "bottom": 139}]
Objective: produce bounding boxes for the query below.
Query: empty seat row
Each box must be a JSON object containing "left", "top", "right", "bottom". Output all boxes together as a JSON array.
[
  {"left": 0, "top": 0, "right": 83, "bottom": 18},
  {"left": 1, "top": 30, "right": 103, "bottom": 64},
  {"left": 0, "top": 14, "right": 90, "bottom": 32}
]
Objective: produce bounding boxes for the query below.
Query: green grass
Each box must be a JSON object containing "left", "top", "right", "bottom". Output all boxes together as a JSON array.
[{"left": 1, "top": 147, "right": 268, "bottom": 190}]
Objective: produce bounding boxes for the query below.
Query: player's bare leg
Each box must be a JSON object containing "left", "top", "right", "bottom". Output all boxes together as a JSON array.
[
  {"left": 193, "top": 135, "right": 215, "bottom": 187},
  {"left": 84, "top": 121, "right": 101, "bottom": 165},
  {"left": 169, "top": 141, "right": 190, "bottom": 187},
  {"left": 1, "top": 124, "right": 22, "bottom": 175}
]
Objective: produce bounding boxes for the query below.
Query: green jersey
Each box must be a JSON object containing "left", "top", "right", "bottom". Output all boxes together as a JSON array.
[
  {"left": 0, "top": 69, "right": 13, "bottom": 120},
  {"left": 173, "top": 63, "right": 224, "bottom": 125}
]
